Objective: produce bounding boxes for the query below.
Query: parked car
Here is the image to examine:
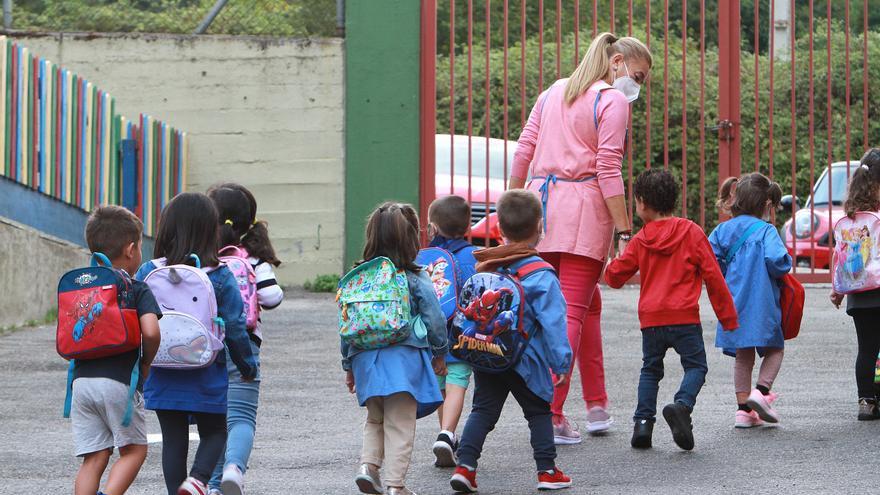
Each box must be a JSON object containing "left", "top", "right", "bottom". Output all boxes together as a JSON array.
[
  {"left": 435, "top": 134, "right": 514, "bottom": 245},
  {"left": 780, "top": 161, "right": 858, "bottom": 268}
]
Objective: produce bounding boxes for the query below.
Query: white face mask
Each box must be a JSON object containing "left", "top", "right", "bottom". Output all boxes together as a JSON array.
[{"left": 612, "top": 62, "right": 641, "bottom": 103}]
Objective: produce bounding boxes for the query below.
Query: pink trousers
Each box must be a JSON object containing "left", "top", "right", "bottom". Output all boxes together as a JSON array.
[{"left": 542, "top": 253, "right": 608, "bottom": 416}]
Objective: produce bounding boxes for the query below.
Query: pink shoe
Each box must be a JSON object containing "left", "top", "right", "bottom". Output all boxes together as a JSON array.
[
  {"left": 552, "top": 415, "right": 582, "bottom": 445},
  {"left": 734, "top": 409, "right": 763, "bottom": 428},
  {"left": 746, "top": 389, "right": 780, "bottom": 423}
]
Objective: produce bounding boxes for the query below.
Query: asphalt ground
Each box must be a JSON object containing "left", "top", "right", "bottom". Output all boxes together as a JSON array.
[{"left": 0, "top": 286, "right": 875, "bottom": 494}]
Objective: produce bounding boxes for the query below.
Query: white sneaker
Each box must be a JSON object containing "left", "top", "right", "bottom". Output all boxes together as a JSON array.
[
  {"left": 207, "top": 490, "right": 222, "bottom": 495},
  {"left": 220, "top": 464, "right": 244, "bottom": 495},
  {"left": 552, "top": 415, "right": 582, "bottom": 445}
]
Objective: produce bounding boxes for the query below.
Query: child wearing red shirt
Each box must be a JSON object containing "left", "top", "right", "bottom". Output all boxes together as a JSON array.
[{"left": 605, "top": 169, "right": 738, "bottom": 451}]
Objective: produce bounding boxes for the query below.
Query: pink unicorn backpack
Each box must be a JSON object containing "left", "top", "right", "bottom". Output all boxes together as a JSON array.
[
  {"left": 144, "top": 255, "right": 226, "bottom": 369},
  {"left": 219, "top": 245, "right": 259, "bottom": 330}
]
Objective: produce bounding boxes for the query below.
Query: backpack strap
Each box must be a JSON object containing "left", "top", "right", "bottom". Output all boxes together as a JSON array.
[
  {"left": 446, "top": 239, "right": 473, "bottom": 255},
  {"left": 219, "top": 245, "right": 247, "bottom": 258},
  {"left": 121, "top": 356, "right": 140, "bottom": 427},
  {"left": 62, "top": 360, "right": 75, "bottom": 419},
  {"left": 508, "top": 258, "right": 556, "bottom": 280},
  {"left": 724, "top": 221, "right": 766, "bottom": 266}
]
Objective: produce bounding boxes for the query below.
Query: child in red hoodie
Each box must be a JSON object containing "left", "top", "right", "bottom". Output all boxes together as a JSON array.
[{"left": 605, "top": 169, "right": 738, "bottom": 451}]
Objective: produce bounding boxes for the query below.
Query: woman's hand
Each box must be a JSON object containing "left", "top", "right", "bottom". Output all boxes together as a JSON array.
[
  {"left": 345, "top": 370, "right": 356, "bottom": 394},
  {"left": 830, "top": 291, "right": 844, "bottom": 309},
  {"left": 432, "top": 356, "right": 448, "bottom": 376},
  {"left": 617, "top": 238, "right": 630, "bottom": 256}
]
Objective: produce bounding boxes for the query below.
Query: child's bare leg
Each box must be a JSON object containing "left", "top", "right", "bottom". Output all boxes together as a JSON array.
[
  {"left": 437, "top": 389, "right": 447, "bottom": 427},
  {"left": 734, "top": 348, "right": 756, "bottom": 404},
  {"left": 104, "top": 444, "right": 147, "bottom": 494},
  {"left": 75, "top": 449, "right": 111, "bottom": 495},
  {"left": 441, "top": 384, "right": 467, "bottom": 434}
]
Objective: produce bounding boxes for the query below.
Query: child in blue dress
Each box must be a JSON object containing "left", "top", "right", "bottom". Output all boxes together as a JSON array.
[
  {"left": 342, "top": 202, "right": 449, "bottom": 495},
  {"left": 710, "top": 173, "right": 792, "bottom": 429},
  {"left": 136, "top": 192, "right": 258, "bottom": 495}
]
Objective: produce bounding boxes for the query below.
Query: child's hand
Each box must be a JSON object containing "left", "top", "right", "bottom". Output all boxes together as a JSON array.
[
  {"left": 553, "top": 373, "right": 570, "bottom": 388},
  {"left": 345, "top": 370, "right": 356, "bottom": 394},
  {"left": 830, "top": 291, "right": 844, "bottom": 309},
  {"left": 432, "top": 356, "right": 448, "bottom": 376}
]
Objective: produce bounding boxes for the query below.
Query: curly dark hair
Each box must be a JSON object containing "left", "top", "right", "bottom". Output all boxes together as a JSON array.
[
  {"left": 844, "top": 148, "right": 880, "bottom": 218},
  {"left": 633, "top": 169, "right": 678, "bottom": 215}
]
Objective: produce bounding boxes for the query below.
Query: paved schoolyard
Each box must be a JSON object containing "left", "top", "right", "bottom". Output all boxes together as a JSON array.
[{"left": 0, "top": 287, "right": 874, "bottom": 494}]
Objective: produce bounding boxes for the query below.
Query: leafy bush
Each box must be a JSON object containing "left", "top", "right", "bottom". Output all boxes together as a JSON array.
[
  {"left": 303, "top": 273, "right": 340, "bottom": 293},
  {"left": 437, "top": 21, "right": 880, "bottom": 230}
]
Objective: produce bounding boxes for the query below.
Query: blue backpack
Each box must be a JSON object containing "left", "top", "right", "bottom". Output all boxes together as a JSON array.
[
  {"left": 417, "top": 244, "right": 469, "bottom": 322},
  {"left": 450, "top": 259, "right": 554, "bottom": 372}
]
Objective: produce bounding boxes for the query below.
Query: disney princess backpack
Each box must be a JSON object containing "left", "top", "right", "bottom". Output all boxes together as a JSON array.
[
  {"left": 144, "top": 254, "right": 226, "bottom": 369},
  {"left": 450, "top": 258, "right": 554, "bottom": 372},
  {"left": 832, "top": 211, "right": 880, "bottom": 294}
]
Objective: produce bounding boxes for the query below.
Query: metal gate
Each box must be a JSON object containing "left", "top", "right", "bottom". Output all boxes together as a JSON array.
[{"left": 420, "top": 0, "right": 876, "bottom": 283}]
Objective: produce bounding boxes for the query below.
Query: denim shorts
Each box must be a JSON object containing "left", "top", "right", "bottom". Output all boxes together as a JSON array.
[{"left": 437, "top": 362, "right": 473, "bottom": 390}]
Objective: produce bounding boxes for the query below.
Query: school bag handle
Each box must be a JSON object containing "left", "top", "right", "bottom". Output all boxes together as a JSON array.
[
  {"left": 188, "top": 253, "right": 202, "bottom": 269},
  {"left": 91, "top": 252, "right": 112, "bottom": 267}
]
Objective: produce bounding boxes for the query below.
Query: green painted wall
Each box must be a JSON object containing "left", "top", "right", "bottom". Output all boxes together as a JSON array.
[{"left": 345, "top": 0, "right": 422, "bottom": 268}]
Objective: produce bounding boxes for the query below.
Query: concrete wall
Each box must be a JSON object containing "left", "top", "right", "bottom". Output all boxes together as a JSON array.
[
  {"left": 15, "top": 32, "right": 345, "bottom": 285},
  {"left": 0, "top": 216, "right": 88, "bottom": 328}
]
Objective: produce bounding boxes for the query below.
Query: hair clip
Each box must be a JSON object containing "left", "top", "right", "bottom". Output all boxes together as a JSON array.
[
  {"left": 224, "top": 219, "right": 234, "bottom": 226},
  {"left": 861, "top": 163, "right": 870, "bottom": 170}
]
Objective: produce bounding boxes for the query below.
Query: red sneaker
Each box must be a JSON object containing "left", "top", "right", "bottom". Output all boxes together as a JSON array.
[
  {"left": 450, "top": 466, "right": 478, "bottom": 493},
  {"left": 537, "top": 468, "right": 572, "bottom": 490}
]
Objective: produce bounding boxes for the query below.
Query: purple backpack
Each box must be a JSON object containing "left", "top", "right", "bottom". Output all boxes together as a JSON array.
[
  {"left": 144, "top": 255, "right": 225, "bottom": 369},
  {"left": 219, "top": 245, "right": 259, "bottom": 330}
]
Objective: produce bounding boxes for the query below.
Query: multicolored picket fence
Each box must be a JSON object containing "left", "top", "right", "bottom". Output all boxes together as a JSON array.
[{"left": 0, "top": 36, "right": 188, "bottom": 236}]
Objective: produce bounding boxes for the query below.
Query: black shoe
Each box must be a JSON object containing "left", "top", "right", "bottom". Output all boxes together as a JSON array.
[
  {"left": 662, "top": 403, "right": 694, "bottom": 451},
  {"left": 631, "top": 419, "right": 653, "bottom": 449},
  {"left": 858, "top": 398, "right": 880, "bottom": 421},
  {"left": 433, "top": 432, "right": 458, "bottom": 467}
]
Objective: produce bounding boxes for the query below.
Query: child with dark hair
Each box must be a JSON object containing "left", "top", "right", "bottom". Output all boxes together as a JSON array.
[
  {"left": 343, "top": 202, "right": 449, "bottom": 495},
  {"left": 709, "top": 172, "right": 792, "bottom": 429},
  {"left": 206, "top": 183, "right": 284, "bottom": 495},
  {"left": 606, "top": 169, "right": 738, "bottom": 451},
  {"left": 425, "top": 195, "right": 479, "bottom": 468},
  {"left": 831, "top": 148, "right": 880, "bottom": 420},
  {"left": 451, "top": 189, "right": 573, "bottom": 493},
  {"left": 135, "top": 192, "right": 258, "bottom": 495},
  {"left": 72, "top": 206, "right": 161, "bottom": 495}
]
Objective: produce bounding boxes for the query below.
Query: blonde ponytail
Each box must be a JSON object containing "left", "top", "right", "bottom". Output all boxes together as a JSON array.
[{"left": 564, "top": 32, "right": 654, "bottom": 105}]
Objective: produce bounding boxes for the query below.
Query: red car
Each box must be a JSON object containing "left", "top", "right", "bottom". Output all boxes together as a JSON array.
[
  {"left": 435, "top": 134, "right": 513, "bottom": 245},
  {"left": 780, "top": 161, "right": 858, "bottom": 268}
]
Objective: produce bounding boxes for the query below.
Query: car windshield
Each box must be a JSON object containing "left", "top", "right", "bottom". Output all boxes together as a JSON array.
[
  {"left": 435, "top": 135, "right": 513, "bottom": 179},
  {"left": 811, "top": 166, "right": 855, "bottom": 207}
]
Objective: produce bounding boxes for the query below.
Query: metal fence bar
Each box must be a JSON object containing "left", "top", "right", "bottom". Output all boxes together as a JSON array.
[
  {"left": 808, "top": 0, "right": 816, "bottom": 273},
  {"left": 484, "top": 0, "right": 491, "bottom": 245},
  {"left": 194, "top": 0, "right": 230, "bottom": 35},
  {"left": 662, "top": 0, "right": 669, "bottom": 169},
  {"left": 680, "top": 0, "right": 688, "bottom": 217},
  {"left": 789, "top": 0, "right": 797, "bottom": 273},
  {"left": 699, "top": 0, "right": 706, "bottom": 229},
  {"left": 754, "top": 0, "right": 760, "bottom": 172}
]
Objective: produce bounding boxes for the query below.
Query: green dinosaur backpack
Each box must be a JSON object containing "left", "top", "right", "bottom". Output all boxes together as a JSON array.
[{"left": 337, "top": 257, "right": 412, "bottom": 349}]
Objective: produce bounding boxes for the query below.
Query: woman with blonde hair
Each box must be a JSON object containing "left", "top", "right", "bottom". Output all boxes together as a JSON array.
[{"left": 509, "top": 32, "right": 652, "bottom": 444}]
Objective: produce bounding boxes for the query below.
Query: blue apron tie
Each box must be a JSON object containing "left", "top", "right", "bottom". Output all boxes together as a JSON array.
[{"left": 532, "top": 174, "right": 596, "bottom": 231}]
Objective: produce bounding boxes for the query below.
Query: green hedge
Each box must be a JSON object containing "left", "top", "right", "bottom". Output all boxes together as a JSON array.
[{"left": 437, "top": 22, "right": 880, "bottom": 230}]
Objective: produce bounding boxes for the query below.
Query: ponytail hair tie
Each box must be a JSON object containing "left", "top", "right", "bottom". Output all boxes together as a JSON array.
[
  {"left": 224, "top": 219, "right": 234, "bottom": 226},
  {"left": 252, "top": 219, "right": 259, "bottom": 226}
]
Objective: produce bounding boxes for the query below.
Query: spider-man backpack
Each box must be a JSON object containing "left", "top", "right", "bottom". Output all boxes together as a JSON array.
[
  {"left": 57, "top": 252, "right": 142, "bottom": 426},
  {"left": 450, "top": 258, "right": 554, "bottom": 372}
]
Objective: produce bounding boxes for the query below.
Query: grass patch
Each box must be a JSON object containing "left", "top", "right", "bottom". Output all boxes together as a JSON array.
[
  {"left": 303, "top": 274, "right": 341, "bottom": 293},
  {"left": 0, "top": 308, "right": 57, "bottom": 336}
]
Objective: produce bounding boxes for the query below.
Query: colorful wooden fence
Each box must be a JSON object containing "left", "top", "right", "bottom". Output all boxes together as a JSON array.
[{"left": 0, "top": 36, "right": 188, "bottom": 236}]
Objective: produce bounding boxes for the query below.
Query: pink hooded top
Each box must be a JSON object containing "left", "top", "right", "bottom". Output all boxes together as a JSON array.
[{"left": 511, "top": 79, "right": 629, "bottom": 262}]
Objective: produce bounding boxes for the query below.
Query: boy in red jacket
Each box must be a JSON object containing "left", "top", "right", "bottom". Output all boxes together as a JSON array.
[{"left": 605, "top": 169, "right": 738, "bottom": 451}]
